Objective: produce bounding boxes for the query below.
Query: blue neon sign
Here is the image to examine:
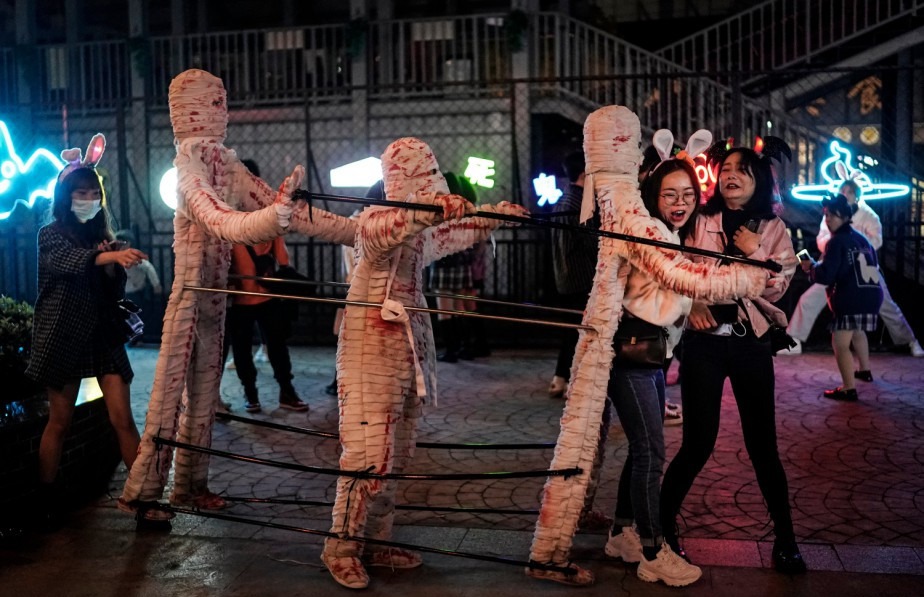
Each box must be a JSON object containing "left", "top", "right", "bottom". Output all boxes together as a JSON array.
[
  {"left": 0, "top": 120, "right": 63, "bottom": 221},
  {"left": 790, "top": 140, "right": 910, "bottom": 201}
]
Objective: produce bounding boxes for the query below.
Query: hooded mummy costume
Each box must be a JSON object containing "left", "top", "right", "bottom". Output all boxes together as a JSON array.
[
  {"left": 321, "top": 137, "right": 527, "bottom": 590},
  {"left": 121, "top": 69, "right": 355, "bottom": 510},
  {"left": 528, "top": 106, "right": 771, "bottom": 585}
]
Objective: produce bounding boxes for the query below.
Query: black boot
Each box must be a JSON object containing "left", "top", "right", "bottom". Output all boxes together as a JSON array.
[
  {"left": 324, "top": 374, "right": 338, "bottom": 396},
  {"left": 437, "top": 317, "right": 460, "bottom": 363},
  {"left": 469, "top": 316, "right": 491, "bottom": 358}
]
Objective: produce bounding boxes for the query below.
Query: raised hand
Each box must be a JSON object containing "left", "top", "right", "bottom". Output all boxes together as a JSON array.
[{"left": 274, "top": 165, "right": 306, "bottom": 228}]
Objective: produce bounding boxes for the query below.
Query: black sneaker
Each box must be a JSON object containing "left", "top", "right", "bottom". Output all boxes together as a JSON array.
[
  {"left": 853, "top": 370, "right": 873, "bottom": 382},
  {"left": 279, "top": 387, "right": 309, "bottom": 411},
  {"left": 324, "top": 379, "right": 338, "bottom": 396},
  {"left": 823, "top": 387, "right": 858, "bottom": 401},
  {"left": 244, "top": 387, "right": 261, "bottom": 413}
]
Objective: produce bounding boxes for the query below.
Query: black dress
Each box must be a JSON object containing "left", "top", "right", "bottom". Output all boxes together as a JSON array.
[{"left": 26, "top": 223, "right": 133, "bottom": 390}]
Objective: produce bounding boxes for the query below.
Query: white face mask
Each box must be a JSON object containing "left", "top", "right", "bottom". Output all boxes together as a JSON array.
[{"left": 71, "top": 199, "right": 102, "bottom": 223}]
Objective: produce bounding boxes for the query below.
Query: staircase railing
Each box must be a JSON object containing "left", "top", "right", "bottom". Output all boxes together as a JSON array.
[{"left": 657, "top": 0, "right": 923, "bottom": 77}]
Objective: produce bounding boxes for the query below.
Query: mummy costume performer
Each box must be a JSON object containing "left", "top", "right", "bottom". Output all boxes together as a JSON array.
[
  {"left": 528, "top": 106, "right": 772, "bottom": 585},
  {"left": 121, "top": 69, "right": 354, "bottom": 513},
  {"left": 321, "top": 137, "right": 528, "bottom": 590}
]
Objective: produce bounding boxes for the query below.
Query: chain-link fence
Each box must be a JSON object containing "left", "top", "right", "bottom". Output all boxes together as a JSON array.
[{"left": 2, "top": 65, "right": 922, "bottom": 342}]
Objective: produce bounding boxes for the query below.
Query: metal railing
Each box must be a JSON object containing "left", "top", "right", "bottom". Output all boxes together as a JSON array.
[
  {"left": 657, "top": 0, "right": 924, "bottom": 76},
  {"left": 31, "top": 39, "right": 130, "bottom": 107},
  {"left": 147, "top": 24, "right": 352, "bottom": 105},
  {"left": 368, "top": 13, "right": 511, "bottom": 97}
]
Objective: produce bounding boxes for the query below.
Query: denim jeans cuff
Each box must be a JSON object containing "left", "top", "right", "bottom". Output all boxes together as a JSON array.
[{"left": 639, "top": 534, "right": 663, "bottom": 548}]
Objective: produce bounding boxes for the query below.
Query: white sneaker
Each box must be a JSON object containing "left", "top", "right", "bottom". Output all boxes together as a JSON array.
[
  {"left": 548, "top": 375, "right": 568, "bottom": 399},
  {"left": 637, "top": 543, "right": 702, "bottom": 587},
  {"left": 776, "top": 338, "right": 802, "bottom": 355},
  {"left": 910, "top": 340, "right": 924, "bottom": 358},
  {"left": 254, "top": 345, "right": 269, "bottom": 362},
  {"left": 664, "top": 405, "right": 683, "bottom": 427},
  {"left": 604, "top": 526, "right": 643, "bottom": 563}
]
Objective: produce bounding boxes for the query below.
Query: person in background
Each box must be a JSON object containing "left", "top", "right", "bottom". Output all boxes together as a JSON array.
[
  {"left": 548, "top": 150, "right": 597, "bottom": 397},
  {"left": 782, "top": 179, "right": 923, "bottom": 357},
  {"left": 431, "top": 172, "right": 486, "bottom": 362},
  {"left": 114, "top": 230, "right": 162, "bottom": 345},
  {"left": 26, "top": 135, "right": 154, "bottom": 525},
  {"left": 659, "top": 142, "right": 805, "bottom": 575},
  {"left": 802, "top": 194, "right": 883, "bottom": 401},
  {"left": 227, "top": 230, "right": 308, "bottom": 413}
]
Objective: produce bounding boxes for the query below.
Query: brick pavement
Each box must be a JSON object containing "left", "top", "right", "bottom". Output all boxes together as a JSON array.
[
  {"left": 4, "top": 344, "right": 923, "bottom": 597},
  {"left": 123, "top": 345, "right": 924, "bottom": 567}
]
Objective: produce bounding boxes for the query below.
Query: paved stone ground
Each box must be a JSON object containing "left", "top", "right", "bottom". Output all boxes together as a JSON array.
[
  {"left": 3, "top": 344, "right": 923, "bottom": 596},
  {"left": 133, "top": 345, "right": 924, "bottom": 560}
]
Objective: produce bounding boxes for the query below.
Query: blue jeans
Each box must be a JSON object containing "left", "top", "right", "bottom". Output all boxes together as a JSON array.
[{"left": 608, "top": 366, "right": 666, "bottom": 547}]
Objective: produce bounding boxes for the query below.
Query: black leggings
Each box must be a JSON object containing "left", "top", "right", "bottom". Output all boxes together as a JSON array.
[{"left": 660, "top": 330, "right": 795, "bottom": 542}]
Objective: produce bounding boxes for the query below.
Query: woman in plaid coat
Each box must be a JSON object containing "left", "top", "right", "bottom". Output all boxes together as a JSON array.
[{"left": 26, "top": 135, "right": 149, "bottom": 524}]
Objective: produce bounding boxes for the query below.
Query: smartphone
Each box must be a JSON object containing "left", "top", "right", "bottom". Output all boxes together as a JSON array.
[
  {"left": 745, "top": 219, "right": 760, "bottom": 233},
  {"left": 796, "top": 249, "right": 812, "bottom": 262}
]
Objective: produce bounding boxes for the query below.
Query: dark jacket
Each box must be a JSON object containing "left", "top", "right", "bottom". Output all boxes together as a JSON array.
[
  {"left": 551, "top": 183, "right": 599, "bottom": 295},
  {"left": 810, "top": 224, "right": 883, "bottom": 318},
  {"left": 26, "top": 223, "right": 127, "bottom": 388}
]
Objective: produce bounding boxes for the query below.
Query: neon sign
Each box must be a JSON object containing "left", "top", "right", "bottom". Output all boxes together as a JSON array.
[
  {"left": 532, "top": 173, "right": 562, "bottom": 206},
  {"left": 464, "top": 157, "right": 495, "bottom": 189},
  {"left": 693, "top": 153, "right": 717, "bottom": 195},
  {"left": 790, "top": 140, "right": 909, "bottom": 201},
  {"left": 0, "top": 120, "right": 63, "bottom": 221}
]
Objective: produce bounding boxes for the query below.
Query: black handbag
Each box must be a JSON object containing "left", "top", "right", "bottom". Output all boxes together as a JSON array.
[{"left": 612, "top": 315, "right": 667, "bottom": 368}]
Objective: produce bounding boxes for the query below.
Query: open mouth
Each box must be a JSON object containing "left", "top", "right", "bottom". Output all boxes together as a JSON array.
[{"left": 668, "top": 209, "right": 688, "bottom": 223}]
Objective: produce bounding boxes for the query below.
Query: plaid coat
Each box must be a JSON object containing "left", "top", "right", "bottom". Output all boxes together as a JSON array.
[{"left": 25, "top": 223, "right": 132, "bottom": 389}]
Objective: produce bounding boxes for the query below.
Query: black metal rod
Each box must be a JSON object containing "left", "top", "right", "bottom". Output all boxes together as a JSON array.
[
  {"left": 161, "top": 506, "right": 576, "bottom": 575},
  {"left": 228, "top": 274, "right": 584, "bottom": 316},
  {"left": 293, "top": 189, "right": 783, "bottom": 272},
  {"left": 216, "top": 412, "right": 557, "bottom": 450},
  {"left": 184, "top": 286, "right": 594, "bottom": 331},
  {"left": 153, "top": 437, "right": 581, "bottom": 480},
  {"left": 221, "top": 495, "right": 540, "bottom": 516}
]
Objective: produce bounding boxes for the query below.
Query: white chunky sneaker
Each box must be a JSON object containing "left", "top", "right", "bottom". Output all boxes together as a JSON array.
[
  {"left": 664, "top": 401, "right": 683, "bottom": 427},
  {"left": 637, "top": 543, "right": 702, "bottom": 587},
  {"left": 776, "top": 338, "right": 802, "bottom": 355},
  {"left": 604, "top": 526, "right": 643, "bottom": 563},
  {"left": 910, "top": 340, "right": 924, "bottom": 358}
]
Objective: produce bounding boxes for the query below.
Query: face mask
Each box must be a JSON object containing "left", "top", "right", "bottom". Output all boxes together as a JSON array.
[{"left": 71, "top": 199, "right": 102, "bottom": 223}]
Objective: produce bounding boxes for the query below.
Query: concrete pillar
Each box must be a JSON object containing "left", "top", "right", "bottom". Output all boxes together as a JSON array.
[
  {"left": 510, "top": 0, "right": 536, "bottom": 202},
  {"left": 127, "top": 0, "right": 150, "bottom": 235},
  {"left": 350, "top": 0, "right": 369, "bottom": 154}
]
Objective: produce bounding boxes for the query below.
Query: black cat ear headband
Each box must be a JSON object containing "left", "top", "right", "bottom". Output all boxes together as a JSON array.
[{"left": 706, "top": 135, "right": 792, "bottom": 165}]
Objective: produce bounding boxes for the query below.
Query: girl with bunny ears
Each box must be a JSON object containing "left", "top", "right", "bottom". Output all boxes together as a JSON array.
[{"left": 26, "top": 133, "right": 149, "bottom": 528}]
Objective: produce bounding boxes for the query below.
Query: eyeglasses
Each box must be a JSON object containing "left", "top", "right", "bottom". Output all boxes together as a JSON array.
[{"left": 659, "top": 191, "right": 697, "bottom": 205}]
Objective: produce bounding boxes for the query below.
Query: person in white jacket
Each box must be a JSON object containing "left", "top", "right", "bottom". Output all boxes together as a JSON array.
[{"left": 783, "top": 179, "right": 923, "bottom": 357}]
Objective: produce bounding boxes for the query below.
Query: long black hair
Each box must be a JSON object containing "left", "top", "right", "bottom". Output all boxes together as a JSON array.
[
  {"left": 640, "top": 158, "right": 701, "bottom": 242},
  {"left": 703, "top": 147, "right": 779, "bottom": 219},
  {"left": 50, "top": 167, "right": 114, "bottom": 244}
]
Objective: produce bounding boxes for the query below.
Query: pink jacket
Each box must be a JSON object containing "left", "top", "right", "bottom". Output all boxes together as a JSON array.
[{"left": 687, "top": 211, "right": 797, "bottom": 337}]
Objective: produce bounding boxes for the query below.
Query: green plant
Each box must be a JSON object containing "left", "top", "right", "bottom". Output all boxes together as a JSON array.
[{"left": 0, "top": 296, "right": 34, "bottom": 375}]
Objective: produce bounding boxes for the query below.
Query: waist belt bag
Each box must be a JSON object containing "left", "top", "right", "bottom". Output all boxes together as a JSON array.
[{"left": 612, "top": 315, "right": 667, "bottom": 368}]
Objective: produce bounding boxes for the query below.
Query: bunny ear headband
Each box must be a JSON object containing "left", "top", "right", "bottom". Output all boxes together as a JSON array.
[
  {"left": 706, "top": 135, "right": 792, "bottom": 165},
  {"left": 57, "top": 133, "right": 106, "bottom": 182},
  {"left": 650, "top": 128, "right": 714, "bottom": 172}
]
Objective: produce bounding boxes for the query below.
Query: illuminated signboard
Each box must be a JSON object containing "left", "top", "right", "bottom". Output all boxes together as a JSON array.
[
  {"left": 464, "top": 157, "right": 495, "bottom": 189},
  {"left": 0, "top": 120, "right": 63, "bottom": 221},
  {"left": 790, "top": 140, "right": 909, "bottom": 201},
  {"left": 532, "top": 173, "right": 562, "bottom": 206},
  {"left": 330, "top": 157, "right": 383, "bottom": 188}
]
